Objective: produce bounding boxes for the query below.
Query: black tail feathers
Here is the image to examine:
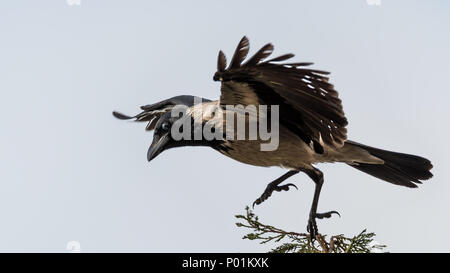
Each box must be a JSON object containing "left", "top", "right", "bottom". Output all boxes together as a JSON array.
[{"left": 347, "top": 141, "right": 433, "bottom": 188}]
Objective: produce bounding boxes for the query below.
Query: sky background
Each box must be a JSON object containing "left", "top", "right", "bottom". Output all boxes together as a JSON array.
[{"left": 0, "top": 0, "right": 449, "bottom": 252}]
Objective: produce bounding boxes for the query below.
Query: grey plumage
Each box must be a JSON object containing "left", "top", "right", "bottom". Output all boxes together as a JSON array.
[{"left": 113, "top": 37, "right": 433, "bottom": 238}]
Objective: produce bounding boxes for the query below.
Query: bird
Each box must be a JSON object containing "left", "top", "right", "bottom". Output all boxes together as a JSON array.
[{"left": 113, "top": 36, "right": 433, "bottom": 238}]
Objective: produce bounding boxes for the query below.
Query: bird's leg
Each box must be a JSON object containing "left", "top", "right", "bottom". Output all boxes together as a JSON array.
[
  {"left": 303, "top": 167, "right": 340, "bottom": 239},
  {"left": 253, "top": 170, "right": 299, "bottom": 208}
]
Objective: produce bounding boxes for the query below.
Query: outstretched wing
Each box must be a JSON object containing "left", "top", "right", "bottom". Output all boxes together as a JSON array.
[
  {"left": 112, "top": 95, "right": 211, "bottom": 131},
  {"left": 213, "top": 36, "right": 348, "bottom": 152}
]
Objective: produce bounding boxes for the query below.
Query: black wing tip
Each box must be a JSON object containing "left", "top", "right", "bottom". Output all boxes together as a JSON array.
[
  {"left": 217, "top": 50, "right": 227, "bottom": 72},
  {"left": 228, "top": 36, "right": 250, "bottom": 69},
  {"left": 240, "top": 36, "right": 249, "bottom": 44},
  {"left": 264, "top": 53, "right": 295, "bottom": 63},
  {"left": 223, "top": 37, "right": 326, "bottom": 69},
  {"left": 243, "top": 42, "right": 274, "bottom": 67},
  {"left": 112, "top": 111, "right": 133, "bottom": 120}
]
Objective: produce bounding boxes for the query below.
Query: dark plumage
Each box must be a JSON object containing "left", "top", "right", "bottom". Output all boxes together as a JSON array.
[
  {"left": 214, "top": 36, "right": 347, "bottom": 151},
  {"left": 113, "top": 37, "right": 433, "bottom": 238}
]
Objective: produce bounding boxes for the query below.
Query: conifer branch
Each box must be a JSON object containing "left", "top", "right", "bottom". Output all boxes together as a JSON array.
[{"left": 235, "top": 206, "right": 386, "bottom": 253}]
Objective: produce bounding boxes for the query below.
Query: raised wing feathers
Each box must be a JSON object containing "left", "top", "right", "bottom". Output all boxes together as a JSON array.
[
  {"left": 112, "top": 95, "right": 211, "bottom": 131},
  {"left": 214, "top": 36, "right": 348, "bottom": 149},
  {"left": 228, "top": 37, "right": 250, "bottom": 69},
  {"left": 217, "top": 50, "right": 227, "bottom": 72}
]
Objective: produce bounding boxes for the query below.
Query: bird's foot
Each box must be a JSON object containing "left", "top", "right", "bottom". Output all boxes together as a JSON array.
[
  {"left": 306, "top": 211, "right": 340, "bottom": 239},
  {"left": 252, "top": 183, "right": 298, "bottom": 208}
]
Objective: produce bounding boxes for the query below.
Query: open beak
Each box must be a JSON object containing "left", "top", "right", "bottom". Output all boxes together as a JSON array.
[{"left": 147, "top": 133, "right": 170, "bottom": 162}]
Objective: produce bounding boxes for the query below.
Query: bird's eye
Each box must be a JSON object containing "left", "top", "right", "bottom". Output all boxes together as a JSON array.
[{"left": 161, "top": 122, "right": 170, "bottom": 131}]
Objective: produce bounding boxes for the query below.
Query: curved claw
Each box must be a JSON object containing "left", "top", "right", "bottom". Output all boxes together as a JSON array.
[
  {"left": 333, "top": 211, "right": 341, "bottom": 218},
  {"left": 252, "top": 192, "right": 272, "bottom": 208},
  {"left": 252, "top": 195, "right": 270, "bottom": 208},
  {"left": 277, "top": 183, "right": 298, "bottom": 192},
  {"left": 315, "top": 210, "right": 341, "bottom": 219},
  {"left": 307, "top": 210, "right": 340, "bottom": 238},
  {"left": 252, "top": 183, "right": 298, "bottom": 208}
]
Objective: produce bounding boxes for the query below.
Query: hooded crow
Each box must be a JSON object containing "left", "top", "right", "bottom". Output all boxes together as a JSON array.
[{"left": 113, "top": 37, "right": 433, "bottom": 238}]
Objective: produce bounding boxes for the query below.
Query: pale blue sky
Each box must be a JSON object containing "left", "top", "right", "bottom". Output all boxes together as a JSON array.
[{"left": 0, "top": 0, "right": 449, "bottom": 252}]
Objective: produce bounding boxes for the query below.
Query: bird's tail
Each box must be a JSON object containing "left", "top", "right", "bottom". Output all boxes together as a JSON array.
[{"left": 345, "top": 140, "right": 433, "bottom": 188}]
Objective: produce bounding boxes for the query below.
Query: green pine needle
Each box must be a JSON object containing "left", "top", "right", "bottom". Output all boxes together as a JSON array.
[{"left": 235, "top": 206, "right": 386, "bottom": 253}]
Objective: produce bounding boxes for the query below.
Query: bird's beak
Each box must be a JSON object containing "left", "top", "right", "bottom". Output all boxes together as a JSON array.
[{"left": 147, "top": 133, "right": 170, "bottom": 162}]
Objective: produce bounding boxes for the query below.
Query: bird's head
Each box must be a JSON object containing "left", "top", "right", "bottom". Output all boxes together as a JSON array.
[
  {"left": 146, "top": 111, "right": 180, "bottom": 162},
  {"left": 113, "top": 95, "right": 214, "bottom": 162}
]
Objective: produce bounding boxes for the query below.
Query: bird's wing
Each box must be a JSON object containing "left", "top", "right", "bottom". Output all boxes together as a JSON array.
[
  {"left": 112, "top": 95, "right": 211, "bottom": 131},
  {"left": 214, "top": 36, "right": 348, "bottom": 151}
]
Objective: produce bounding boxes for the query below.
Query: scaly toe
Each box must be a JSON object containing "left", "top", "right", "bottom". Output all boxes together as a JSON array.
[
  {"left": 252, "top": 183, "right": 298, "bottom": 208},
  {"left": 276, "top": 183, "right": 298, "bottom": 192},
  {"left": 315, "top": 210, "right": 341, "bottom": 219},
  {"left": 307, "top": 218, "right": 318, "bottom": 239}
]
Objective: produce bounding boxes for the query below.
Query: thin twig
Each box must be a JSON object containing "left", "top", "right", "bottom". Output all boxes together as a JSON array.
[{"left": 235, "top": 206, "right": 386, "bottom": 253}]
